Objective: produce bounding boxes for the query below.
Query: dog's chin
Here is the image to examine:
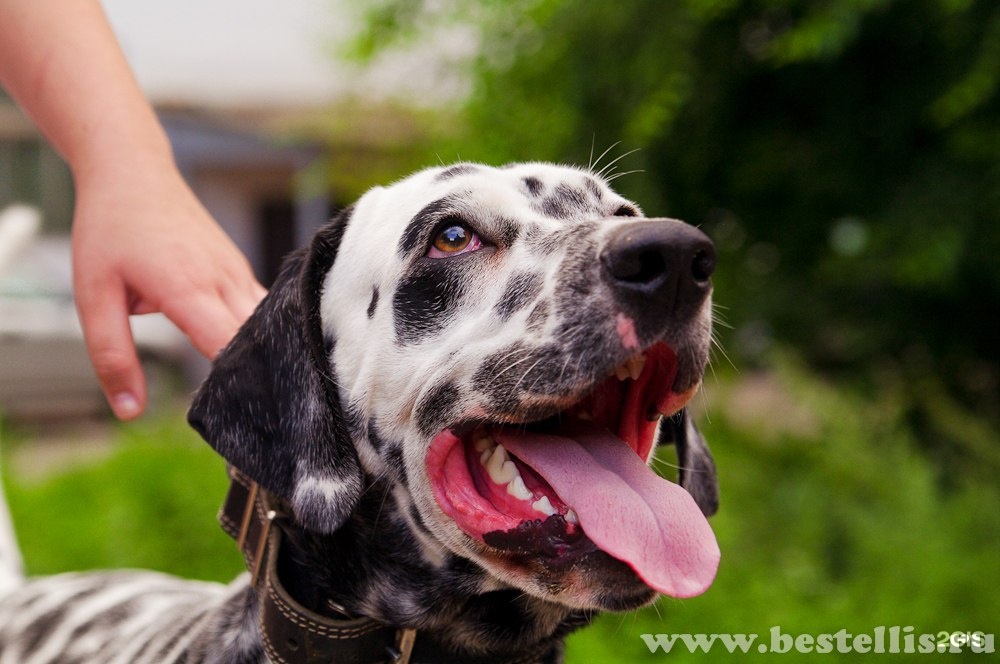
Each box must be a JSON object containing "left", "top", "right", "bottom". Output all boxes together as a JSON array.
[
  {"left": 474, "top": 519, "right": 660, "bottom": 611},
  {"left": 423, "top": 341, "right": 719, "bottom": 607}
]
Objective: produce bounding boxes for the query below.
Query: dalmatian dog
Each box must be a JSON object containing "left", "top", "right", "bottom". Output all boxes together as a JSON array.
[{"left": 0, "top": 162, "right": 720, "bottom": 663}]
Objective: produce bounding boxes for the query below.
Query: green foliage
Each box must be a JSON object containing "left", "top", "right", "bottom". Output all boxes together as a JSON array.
[
  {"left": 350, "top": 0, "right": 1000, "bottom": 477},
  {"left": 1, "top": 416, "right": 242, "bottom": 582}
]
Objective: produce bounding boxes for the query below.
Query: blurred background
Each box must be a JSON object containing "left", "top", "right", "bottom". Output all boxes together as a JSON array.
[{"left": 1, "top": 0, "right": 997, "bottom": 661}]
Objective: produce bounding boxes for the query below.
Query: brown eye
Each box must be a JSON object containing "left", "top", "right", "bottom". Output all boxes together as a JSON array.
[
  {"left": 433, "top": 224, "right": 471, "bottom": 253},
  {"left": 427, "top": 219, "right": 484, "bottom": 258}
]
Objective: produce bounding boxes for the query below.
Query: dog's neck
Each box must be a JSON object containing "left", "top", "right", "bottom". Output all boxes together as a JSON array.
[{"left": 278, "top": 475, "right": 590, "bottom": 662}]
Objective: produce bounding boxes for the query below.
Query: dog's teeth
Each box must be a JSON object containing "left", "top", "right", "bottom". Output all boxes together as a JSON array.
[
  {"left": 485, "top": 444, "right": 510, "bottom": 482},
  {"left": 480, "top": 449, "right": 491, "bottom": 464},
  {"left": 614, "top": 353, "right": 646, "bottom": 381},
  {"left": 495, "top": 460, "right": 519, "bottom": 485},
  {"left": 532, "top": 496, "right": 557, "bottom": 516},
  {"left": 576, "top": 410, "right": 593, "bottom": 421},
  {"left": 508, "top": 475, "right": 533, "bottom": 501},
  {"left": 628, "top": 353, "right": 646, "bottom": 380},
  {"left": 473, "top": 433, "right": 495, "bottom": 453},
  {"left": 564, "top": 508, "right": 578, "bottom": 524}
]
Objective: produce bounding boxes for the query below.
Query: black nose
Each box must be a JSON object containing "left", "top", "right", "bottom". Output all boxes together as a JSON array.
[{"left": 600, "top": 219, "right": 715, "bottom": 317}]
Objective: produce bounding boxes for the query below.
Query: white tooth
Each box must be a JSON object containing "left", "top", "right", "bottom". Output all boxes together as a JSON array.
[
  {"left": 564, "top": 508, "right": 578, "bottom": 524},
  {"left": 532, "top": 495, "right": 557, "bottom": 515},
  {"left": 485, "top": 444, "right": 508, "bottom": 480},
  {"left": 508, "top": 475, "right": 533, "bottom": 500},
  {"left": 480, "top": 449, "right": 491, "bottom": 465},
  {"left": 494, "top": 460, "right": 519, "bottom": 485},
  {"left": 485, "top": 446, "right": 519, "bottom": 486}
]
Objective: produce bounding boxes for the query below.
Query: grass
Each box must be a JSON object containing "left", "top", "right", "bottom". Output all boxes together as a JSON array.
[
  {"left": 2, "top": 363, "right": 998, "bottom": 662},
  {"left": 1, "top": 417, "right": 244, "bottom": 582}
]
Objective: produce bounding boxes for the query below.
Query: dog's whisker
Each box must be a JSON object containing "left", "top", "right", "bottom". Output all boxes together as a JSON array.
[
  {"left": 698, "top": 376, "right": 714, "bottom": 426},
  {"left": 589, "top": 140, "right": 622, "bottom": 175},
  {"left": 604, "top": 168, "right": 645, "bottom": 183},
  {"left": 649, "top": 598, "right": 664, "bottom": 621},
  {"left": 512, "top": 356, "right": 547, "bottom": 395},
  {"left": 595, "top": 147, "right": 641, "bottom": 180},
  {"left": 370, "top": 481, "right": 394, "bottom": 532},
  {"left": 709, "top": 331, "right": 736, "bottom": 372},
  {"left": 493, "top": 351, "right": 536, "bottom": 382}
]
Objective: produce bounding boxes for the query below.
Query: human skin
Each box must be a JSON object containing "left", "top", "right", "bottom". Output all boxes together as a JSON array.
[{"left": 0, "top": 0, "right": 266, "bottom": 419}]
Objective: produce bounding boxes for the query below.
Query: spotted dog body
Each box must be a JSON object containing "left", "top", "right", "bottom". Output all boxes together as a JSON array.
[{"left": 0, "top": 162, "right": 720, "bottom": 663}]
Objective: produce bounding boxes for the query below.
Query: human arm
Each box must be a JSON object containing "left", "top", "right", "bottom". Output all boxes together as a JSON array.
[{"left": 0, "top": 0, "right": 265, "bottom": 419}]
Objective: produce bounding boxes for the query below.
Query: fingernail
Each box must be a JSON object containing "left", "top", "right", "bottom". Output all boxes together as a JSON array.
[{"left": 112, "top": 392, "right": 141, "bottom": 419}]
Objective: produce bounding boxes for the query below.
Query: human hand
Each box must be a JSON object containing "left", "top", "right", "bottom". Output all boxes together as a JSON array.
[{"left": 71, "top": 160, "right": 266, "bottom": 420}]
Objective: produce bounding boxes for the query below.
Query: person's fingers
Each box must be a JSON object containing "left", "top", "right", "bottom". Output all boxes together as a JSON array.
[
  {"left": 225, "top": 278, "right": 267, "bottom": 325},
  {"left": 75, "top": 277, "right": 147, "bottom": 420},
  {"left": 162, "top": 290, "right": 245, "bottom": 359}
]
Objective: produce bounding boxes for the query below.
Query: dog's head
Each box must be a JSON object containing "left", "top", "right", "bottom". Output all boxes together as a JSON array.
[{"left": 190, "top": 162, "right": 720, "bottom": 613}]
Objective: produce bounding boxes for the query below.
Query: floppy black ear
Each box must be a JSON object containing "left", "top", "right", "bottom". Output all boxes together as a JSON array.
[
  {"left": 188, "top": 207, "right": 361, "bottom": 534},
  {"left": 658, "top": 409, "right": 719, "bottom": 517}
]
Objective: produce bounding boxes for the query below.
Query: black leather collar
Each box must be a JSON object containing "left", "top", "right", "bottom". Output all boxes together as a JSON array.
[{"left": 220, "top": 468, "right": 417, "bottom": 664}]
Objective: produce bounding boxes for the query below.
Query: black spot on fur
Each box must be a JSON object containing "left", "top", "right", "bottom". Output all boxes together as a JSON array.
[
  {"left": 539, "top": 183, "right": 594, "bottom": 219},
  {"left": 472, "top": 343, "right": 578, "bottom": 417},
  {"left": 493, "top": 216, "right": 521, "bottom": 248},
  {"left": 583, "top": 176, "right": 604, "bottom": 200},
  {"left": 416, "top": 381, "right": 460, "bottom": 436},
  {"left": 392, "top": 259, "right": 470, "bottom": 344},
  {"left": 409, "top": 504, "right": 433, "bottom": 536},
  {"left": 523, "top": 176, "right": 544, "bottom": 196},
  {"left": 527, "top": 301, "right": 549, "bottom": 331},
  {"left": 522, "top": 224, "right": 562, "bottom": 258},
  {"left": 473, "top": 336, "right": 611, "bottom": 419},
  {"left": 344, "top": 400, "right": 366, "bottom": 439},
  {"left": 495, "top": 271, "right": 543, "bottom": 322},
  {"left": 367, "top": 287, "right": 379, "bottom": 318},
  {"left": 436, "top": 164, "right": 480, "bottom": 180},
  {"left": 367, "top": 418, "right": 386, "bottom": 452},
  {"left": 384, "top": 444, "right": 407, "bottom": 482},
  {"left": 398, "top": 195, "right": 463, "bottom": 256}
]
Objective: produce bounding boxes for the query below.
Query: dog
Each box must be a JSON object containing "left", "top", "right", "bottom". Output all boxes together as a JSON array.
[{"left": 0, "top": 162, "right": 720, "bottom": 663}]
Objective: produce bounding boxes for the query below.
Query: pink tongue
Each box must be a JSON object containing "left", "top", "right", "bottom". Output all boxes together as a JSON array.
[{"left": 495, "top": 427, "right": 720, "bottom": 598}]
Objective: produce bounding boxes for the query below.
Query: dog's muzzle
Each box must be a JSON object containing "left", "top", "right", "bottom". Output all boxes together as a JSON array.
[{"left": 426, "top": 218, "right": 720, "bottom": 603}]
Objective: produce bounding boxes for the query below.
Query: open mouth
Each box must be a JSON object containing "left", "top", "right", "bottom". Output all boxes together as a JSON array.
[{"left": 426, "top": 342, "right": 720, "bottom": 599}]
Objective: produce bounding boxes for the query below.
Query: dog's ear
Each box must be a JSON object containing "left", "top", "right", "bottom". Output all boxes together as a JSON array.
[
  {"left": 658, "top": 409, "right": 719, "bottom": 517},
  {"left": 188, "top": 207, "right": 362, "bottom": 534}
]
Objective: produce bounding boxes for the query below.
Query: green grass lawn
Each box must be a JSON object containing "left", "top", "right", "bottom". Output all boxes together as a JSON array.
[{"left": 2, "top": 365, "right": 997, "bottom": 662}]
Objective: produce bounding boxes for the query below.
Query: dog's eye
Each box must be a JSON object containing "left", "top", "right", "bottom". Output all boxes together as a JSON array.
[{"left": 428, "top": 222, "right": 482, "bottom": 258}]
